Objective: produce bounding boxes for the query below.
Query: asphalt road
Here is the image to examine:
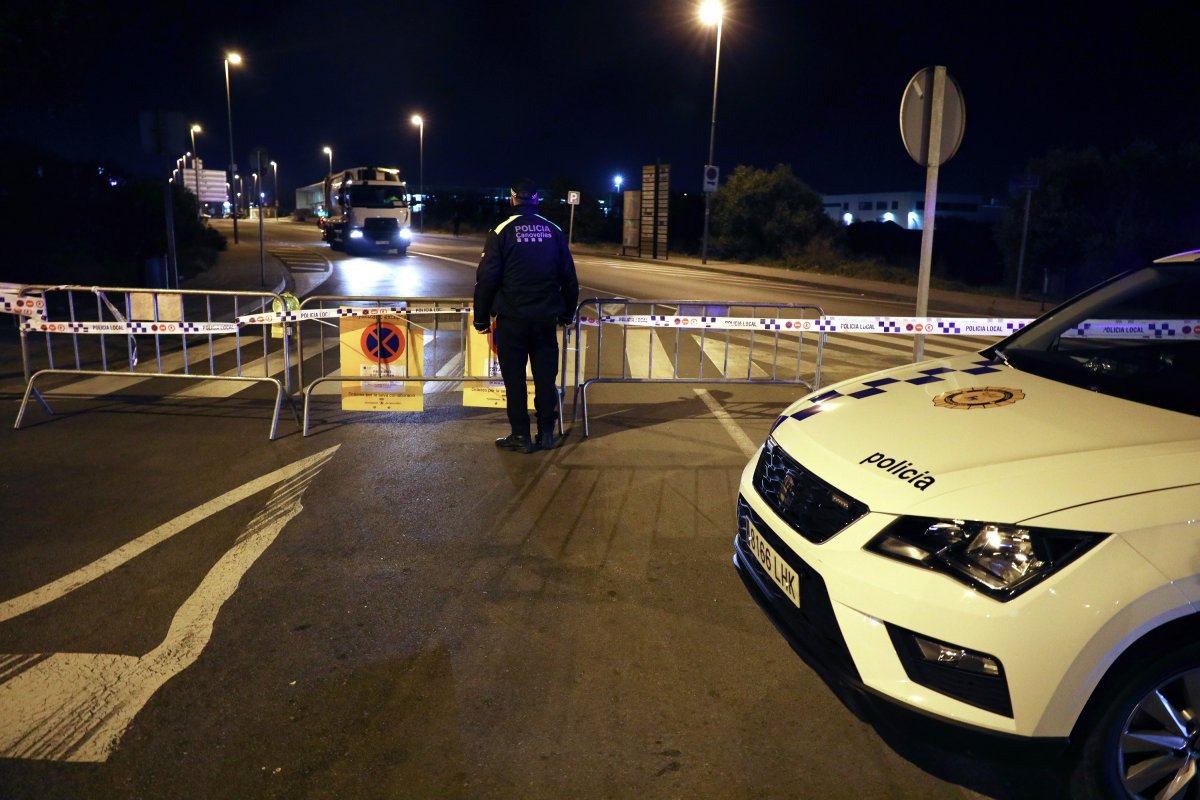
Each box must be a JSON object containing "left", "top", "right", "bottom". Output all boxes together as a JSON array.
[{"left": 0, "top": 225, "right": 1065, "bottom": 799}]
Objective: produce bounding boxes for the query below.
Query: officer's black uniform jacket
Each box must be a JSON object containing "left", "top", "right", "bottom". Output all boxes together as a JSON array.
[{"left": 473, "top": 204, "right": 579, "bottom": 323}]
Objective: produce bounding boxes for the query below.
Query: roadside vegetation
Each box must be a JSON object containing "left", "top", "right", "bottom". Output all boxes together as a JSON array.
[
  {"left": 701, "top": 146, "right": 1200, "bottom": 301},
  {"left": 0, "top": 143, "right": 224, "bottom": 287},
  {"left": 6, "top": 138, "right": 1198, "bottom": 301}
]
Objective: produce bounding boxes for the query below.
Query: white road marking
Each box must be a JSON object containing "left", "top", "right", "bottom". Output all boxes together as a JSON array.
[
  {"left": 0, "top": 446, "right": 338, "bottom": 762},
  {"left": 410, "top": 250, "right": 477, "bottom": 268},
  {"left": 694, "top": 388, "right": 758, "bottom": 457},
  {"left": 0, "top": 446, "right": 338, "bottom": 624},
  {"left": 623, "top": 328, "right": 676, "bottom": 379}
]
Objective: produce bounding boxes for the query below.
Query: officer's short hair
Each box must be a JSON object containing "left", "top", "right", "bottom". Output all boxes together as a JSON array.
[{"left": 510, "top": 178, "right": 539, "bottom": 204}]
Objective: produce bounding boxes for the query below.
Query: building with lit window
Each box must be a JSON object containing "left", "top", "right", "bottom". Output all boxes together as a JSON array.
[{"left": 821, "top": 191, "right": 1003, "bottom": 229}]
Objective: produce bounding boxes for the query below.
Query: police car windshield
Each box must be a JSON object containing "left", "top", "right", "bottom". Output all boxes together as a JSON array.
[
  {"left": 989, "top": 265, "right": 1200, "bottom": 416},
  {"left": 346, "top": 185, "right": 407, "bottom": 208}
]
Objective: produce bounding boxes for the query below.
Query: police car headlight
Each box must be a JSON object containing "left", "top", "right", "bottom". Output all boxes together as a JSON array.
[
  {"left": 399, "top": 227, "right": 413, "bottom": 241},
  {"left": 866, "top": 518, "right": 1106, "bottom": 600},
  {"left": 349, "top": 228, "right": 364, "bottom": 239}
]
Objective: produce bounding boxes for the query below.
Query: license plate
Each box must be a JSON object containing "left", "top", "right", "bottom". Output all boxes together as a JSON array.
[
  {"left": 375, "top": 240, "right": 390, "bottom": 245},
  {"left": 747, "top": 521, "right": 801, "bottom": 608}
]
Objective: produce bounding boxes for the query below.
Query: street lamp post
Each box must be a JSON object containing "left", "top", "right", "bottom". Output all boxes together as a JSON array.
[
  {"left": 699, "top": 1, "right": 724, "bottom": 265},
  {"left": 254, "top": 171, "right": 266, "bottom": 280},
  {"left": 189, "top": 124, "right": 203, "bottom": 217},
  {"left": 224, "top": 52, "right": 242, "bottom": 242},
  {"left": 270, "top": 160, "right": 279, "bottom": 215},
  {"left": 410, "top": 114, "right": 424, "bottom": 231},
  {"left": 323, "top": 146, "right": 332, "bottom": 176},
  {"left": 611, "top": 174, "right": 624, "bottom": 233}
]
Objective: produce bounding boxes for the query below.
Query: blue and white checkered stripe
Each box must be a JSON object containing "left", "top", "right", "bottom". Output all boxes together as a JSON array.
[
  {"left": 1062, "top": 319, "right": 1200, "bottom": 339},
  {"left": 782, "top": 359, "right": 1008, "bottom": 424}
]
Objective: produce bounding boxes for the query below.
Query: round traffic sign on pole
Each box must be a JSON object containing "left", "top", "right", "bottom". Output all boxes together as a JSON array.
[{"left": 900, "top": 66, "right": 966, "bottom": 167}]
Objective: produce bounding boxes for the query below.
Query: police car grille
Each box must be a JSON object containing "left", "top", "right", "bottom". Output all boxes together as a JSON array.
[{"left": 753, "top": 437, "right": 868, "bottom": 543}]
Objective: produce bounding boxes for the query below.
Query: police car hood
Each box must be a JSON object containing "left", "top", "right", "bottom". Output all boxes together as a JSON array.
[{"left": 770, "top": 354, "right": 1200, "bottom": 522}]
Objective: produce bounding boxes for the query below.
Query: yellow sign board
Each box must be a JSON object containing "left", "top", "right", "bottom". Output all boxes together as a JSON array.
[
  {"left": 338, "top": 315, "right": 424, "bottom": 412},
  {"left": 463, "top": 323, "right": 582, "bottom": 410},
  {"left": 463, "top": 324, "right": 532, "bottom": 409}
]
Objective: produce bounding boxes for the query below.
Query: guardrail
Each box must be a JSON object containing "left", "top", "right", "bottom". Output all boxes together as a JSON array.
[
  {"left": 570, "top": 299, "right": 827, "bottom": 436},
  {"left": 12, "top": 285, "right": 296, "bottom": 439}
]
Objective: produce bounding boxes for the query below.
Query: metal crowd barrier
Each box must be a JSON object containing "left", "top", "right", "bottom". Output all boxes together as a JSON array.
[
  {"left": 8, "top": 287, "right": 827, "bottom": 442},
  {"left": 13, "top": 285, "right": 295, "bottom": 439},
  {"left": 294, "top": 295, "right": 567, "bottom": 436},
  {"left": 570, "top": 298, "right": 826, "bottom": 436}
]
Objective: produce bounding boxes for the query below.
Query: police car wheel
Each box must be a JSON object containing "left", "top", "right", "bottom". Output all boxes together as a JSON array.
[{"left": 1071, "top": 642, "right": 1200, "bottom": 799}]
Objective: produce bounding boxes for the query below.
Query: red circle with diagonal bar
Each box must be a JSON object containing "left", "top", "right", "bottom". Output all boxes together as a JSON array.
[{"left": 360, "top": 321, "right": 406, "bottom": 364}]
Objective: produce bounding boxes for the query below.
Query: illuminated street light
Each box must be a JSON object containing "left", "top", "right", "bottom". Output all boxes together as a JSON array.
[
  {"left": 189, "top": 124, "right": 203, "bottom": 217},
  {"left": 699, "top": 1, "right": 724, "bottom": 264},
  {"left": 322, "top": 146, "right": 333, "bottom": 176},
  {"left": 270, "top": 160, "right": 279, "bottom": 213},
  {"left": 224, "top": 52, "right": 242, "bottom": 241},
  {"left": 699, "top": 0, "right": 723, "bottom": 25},
  {"left": 410, "top": 114, "right": 424, "bottom": 231}
]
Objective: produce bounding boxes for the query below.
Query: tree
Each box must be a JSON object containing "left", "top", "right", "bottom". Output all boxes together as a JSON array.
[
  {"left": 996, "top": 143, "right": 1200, "bottom": 296},
  {"left": 709, "top": 164, "right": 836, "bottom": 261},
  {"left": 0, "top": 141, "right": 223, "bottom": 285}
]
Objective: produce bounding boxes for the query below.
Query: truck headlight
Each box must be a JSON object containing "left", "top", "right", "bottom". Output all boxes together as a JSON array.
[
  {"left": 399, "top": 227, "right": 413, "bottom": 241},
  {"left": 866, "top": 517, "right": 1106, "bottom": 600},
  {"left": 349, "top": 228, "right": 364, "bottom": 239}
]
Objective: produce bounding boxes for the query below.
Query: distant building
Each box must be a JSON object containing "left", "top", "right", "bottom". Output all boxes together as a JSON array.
[
  {"left": 172, "top": 156, "right": 228, "bottom": 215},
  {"left": 820, "top": 191, "right": 1003, "bottom": 229}
]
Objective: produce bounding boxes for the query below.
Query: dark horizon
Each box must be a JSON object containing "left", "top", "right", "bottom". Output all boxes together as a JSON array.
[{"left": 3, "top": 1, "right": 1198, "bottom": 203}]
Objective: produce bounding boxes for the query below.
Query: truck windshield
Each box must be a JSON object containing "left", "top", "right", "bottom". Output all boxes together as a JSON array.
[
  {"left": 345, "top": 185, "right": 408, "bottom": 209},
  {"left": 987, "top": 264, "right": 1200, "bottom": 416}
]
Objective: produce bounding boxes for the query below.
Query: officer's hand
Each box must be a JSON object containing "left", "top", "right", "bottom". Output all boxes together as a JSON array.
[
  {"left": 473, "top": 321, "right": 491, "bottom": 333},
  {"left": 557, "top": 316, "right": 574, "bottom": 327}
]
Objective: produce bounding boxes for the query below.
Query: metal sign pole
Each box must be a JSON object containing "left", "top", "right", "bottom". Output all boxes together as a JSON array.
[
  {"left": 913, "top": 66, "right": 946, "bottom": 363},
  {"left": 901, "top": 65, "right": 964, "bottom": 364}
]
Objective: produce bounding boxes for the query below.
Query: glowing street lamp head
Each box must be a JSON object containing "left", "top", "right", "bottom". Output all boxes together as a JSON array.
[
  {"left": 226, "top": 52, "right": 242, "bottom": 66},
  {"left": 699, "top": 1, "right": 724, "bottom": 26},
  {"left": 410, "top": 114, "right": 423, "bottom": 127},
  {"left": 191, "top": 124, "right": 202, "bottom": 134},
  {"left": 322, "top": 146, "right": 332, "bottom": 156},
  {"left": 614, "top": 175, "right": 623, "bottom": 189}
]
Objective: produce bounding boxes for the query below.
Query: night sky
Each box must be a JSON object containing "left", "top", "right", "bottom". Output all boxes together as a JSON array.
[{"left": 4, "top": 1, "right": 1198, "bottom": 202}]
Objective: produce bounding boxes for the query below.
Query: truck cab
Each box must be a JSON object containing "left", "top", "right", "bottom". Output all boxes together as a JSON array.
[{"left": 321, "top": 166, "right": 413, "bottom": 256}]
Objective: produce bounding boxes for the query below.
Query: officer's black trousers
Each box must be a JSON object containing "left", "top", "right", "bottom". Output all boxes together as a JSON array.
[{"left": 493, "top": 316, "right": 559, "bottom": 437}]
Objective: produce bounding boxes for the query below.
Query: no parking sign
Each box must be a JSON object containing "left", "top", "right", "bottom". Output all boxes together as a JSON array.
[{"left": 338, "top": 315, "right": 424, "bottom": 411}]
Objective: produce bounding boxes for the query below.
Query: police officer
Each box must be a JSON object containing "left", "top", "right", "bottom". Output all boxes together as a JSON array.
[{"left": 473, "top": 179, "right": 579, "bottom": 453}]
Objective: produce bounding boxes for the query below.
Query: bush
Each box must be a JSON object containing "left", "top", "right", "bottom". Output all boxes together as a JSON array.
[{"left": 0, "top": 142, "right": 225, "bottom": 286}]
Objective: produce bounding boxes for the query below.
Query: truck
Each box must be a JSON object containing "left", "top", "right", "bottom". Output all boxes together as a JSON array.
[{"left": 319, "top": 166, "right": 413, "bottom": 256}]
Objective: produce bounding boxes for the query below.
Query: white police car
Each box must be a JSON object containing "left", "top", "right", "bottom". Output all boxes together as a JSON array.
[{"left": 734, "top": 250, "right": 1200, "bottom": 798}]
